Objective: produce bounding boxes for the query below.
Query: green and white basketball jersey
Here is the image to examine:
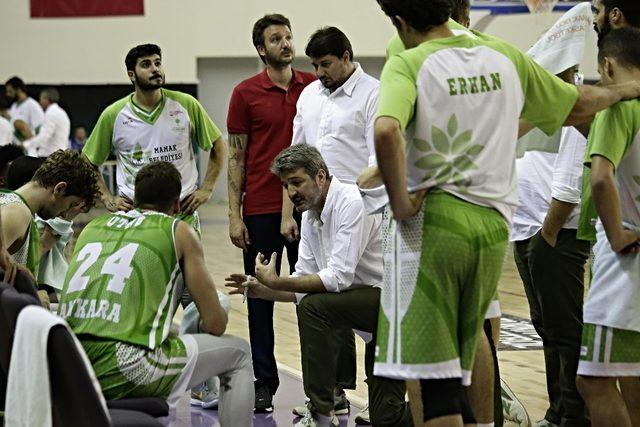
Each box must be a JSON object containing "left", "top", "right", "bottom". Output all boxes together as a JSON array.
[
  {"left": 82, "top": 89, "right": 222, "bottom": 201},
  {"left": 59, "top": 210, "right": 182, "bottom": 350},
  {"left": 377, "top": 31, "right": 578, "bottom": 221},
  {"left": 0, "top": 190, "right": 40, "bottom": 276},
  {"left": 586, "top": 99, "right": 640, "bottom": 227}
]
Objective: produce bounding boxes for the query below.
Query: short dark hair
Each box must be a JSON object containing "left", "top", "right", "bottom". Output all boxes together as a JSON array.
[
  {"left": 5, "top": 76, "right": 26, "bottom": 92},
  {"left": 305, "top": 27, "right": 354, "bottom": 61},
  {"left": 252, "top": 14, "right": 292, "bottom": 64},
  {"left": 6, "top": 156, "right": 45, "bottom": 190},
  {"left": 0, "top": 144, "right": 26, "bottom": 169},
  {"left": 134, "top": 162, "right": 181, "bottom": 211},
  {"left": 0, "top": 95, "right": 12, "bottom": 110},
  {"left": 451, "top": 0, "right": 470, "bottom": 24},
  {"left": 598, "top": 28, "right": 640, "bottom": 69},
  {"left": 602, "top": 0, "right": 640, "bottom": 27},
  {"left": 40, "top": 87, "right": 60, "bottom": 104},
  {"left": 270, "top": 144, "right": 330, "bottom": 178},
  {"left": 125, "top": 44, "right": 162, "bottom": 71},
  {"left": 377, "top": 0, "right": 451, "bottom": 32},
  {"left": 0, "top": 145, "right": 26, "bottom": 186},
  {"left": 32, "top": 150, "right": 100, "bottom": 208}
]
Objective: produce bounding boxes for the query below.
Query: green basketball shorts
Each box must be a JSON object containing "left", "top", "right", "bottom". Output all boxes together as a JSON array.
[
  {"left": 374, "top": 191, "right": 508, "bottom": 385},
  {"left": 578, "top": 323, "right": 640, "bottom": 377},
  {"left": 81, "top": 335, "right": 197, "bottom": 405}
]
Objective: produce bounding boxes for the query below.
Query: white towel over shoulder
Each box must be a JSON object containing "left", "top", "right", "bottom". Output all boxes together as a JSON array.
[{"left": 5, "top": 305, "right": 108, "bottom": 427}]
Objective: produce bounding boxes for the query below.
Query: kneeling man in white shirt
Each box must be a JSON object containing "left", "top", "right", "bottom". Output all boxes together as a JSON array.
[{"left": 227, "top": 144, "right": 412, "bottom": 427}]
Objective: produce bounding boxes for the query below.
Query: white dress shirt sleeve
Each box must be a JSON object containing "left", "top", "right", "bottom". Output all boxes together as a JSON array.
[
  {"left": 291, "top": 92, "right": 307, "bottom": 146},
  {"left": 23, "top": 110, "right": 55, "bottom": 154},
  {"left": 364, "top": 86, "right": 380, "bottom": 167},
  {"left": 292, "top": 223, "right": 319, "bottom": 304},
  {"left": 551, "top": 127, "right": 587, "bottom": 204},
  {"left": 316, "top": 199, "right": 367, "bottom": 293}
]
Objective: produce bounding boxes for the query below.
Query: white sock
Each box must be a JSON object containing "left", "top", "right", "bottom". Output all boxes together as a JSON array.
[{"left": 476, "top": 423, "right": 495, "bottom": 427}]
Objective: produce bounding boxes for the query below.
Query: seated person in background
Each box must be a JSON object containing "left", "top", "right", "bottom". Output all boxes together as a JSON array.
[
  {"left": 70, "top": 125, "right": 88, "bottom": 152},
  {"left": 0, "top": 144, "right": 25, "bottom": 188},
  {"left": 0, "top": 150, "right": 98, "bottom": 306},
  {"left": 227, "top": 144, "right": 412, "bottom": 427},
  {"left": 58, "top": 162, "right": 254, "bottom": 426}
]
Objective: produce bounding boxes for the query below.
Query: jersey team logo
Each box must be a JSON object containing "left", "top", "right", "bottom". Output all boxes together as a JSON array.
[{"left": 413, "top": 114, "right": 484, "bottom": 189}]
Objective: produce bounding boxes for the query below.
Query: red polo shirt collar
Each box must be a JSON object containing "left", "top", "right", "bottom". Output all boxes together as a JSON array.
[{"left": 258, "top": 67, "right": 306, "bottom": 90}]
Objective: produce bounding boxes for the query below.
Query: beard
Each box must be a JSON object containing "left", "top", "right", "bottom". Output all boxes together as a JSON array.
[
  {"left": 135, "top": 72, "right": 165, "bottom": 91},
  {"left": 264, "top": 49, "right": 294, "bottom": 68},
  {"left": 595, "top": 17, "right": 613, "bottom": 43}
]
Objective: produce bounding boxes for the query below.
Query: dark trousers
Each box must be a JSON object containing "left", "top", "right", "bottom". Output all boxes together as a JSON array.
[
  {"left": 298, "top": 287, "right": 413, "bottom": 426},
  {"left": 243, "top": 213, "right": 356, "bottom": 393},
  {"left": 514, "top": 229, "right": 590, "bottom": 426},
  {"left": 485, "top": 319, "right": 504, "bottom": 427}
]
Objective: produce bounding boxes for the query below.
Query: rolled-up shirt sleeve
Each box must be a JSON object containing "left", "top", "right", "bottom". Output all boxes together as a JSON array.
[
  {"left": 316, "top": 200, "right": 366, "bottom": 293},
  {"left": 551, "top": 127, "right": 587, "bottom": 204}
]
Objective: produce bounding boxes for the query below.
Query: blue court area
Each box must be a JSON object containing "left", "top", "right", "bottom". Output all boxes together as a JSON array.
[
  {"left": 471, "top": 0, "right": 581, "bottom": 14},
  {"left": 159, "top": 370, "right": 365, "bottom": 427}
]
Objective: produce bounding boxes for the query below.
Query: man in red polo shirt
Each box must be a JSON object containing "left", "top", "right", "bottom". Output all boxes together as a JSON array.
[{"left": 226, "top": 13, "right": 316, "bottom": 413}]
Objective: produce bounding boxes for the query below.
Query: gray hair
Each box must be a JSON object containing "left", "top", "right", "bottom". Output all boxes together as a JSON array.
[
  {"left": 270, "top": 144, "right": 330, "bottom": 178},
  {"left": 40, "top": 87, "right": 60, "bottom": 103}
]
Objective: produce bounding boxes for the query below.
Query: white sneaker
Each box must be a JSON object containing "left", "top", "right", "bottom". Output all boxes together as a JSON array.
[
  {"left": 354, "top": 405, "right": 370, "bottom": 425},
  {"left": 501, "top": 379, "right": 531, "bottom": 427},
  {"left": 293, "top": 393, "right": 350, "bottom": 416},
  {"left": 293, "top": 411, "right": 339, "bottom": 427},
  {"left": 200, "top": 389, "right": 219, "bottom": 410},
  {"left": 190, "top": 383, "right": 208, "bottom": 407}
]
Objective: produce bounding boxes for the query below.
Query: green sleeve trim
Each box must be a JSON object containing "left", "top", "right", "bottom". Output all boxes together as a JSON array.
[
  {"left": 586, "top": 101, "right": 638, "bottom": 169},
  {"left": 165, "top": 90, "right": 221, "bottom": 151},
  {"left": 83, "top": 96, "right": 129, "bottom": 166},
  {"left": 376, "top": 54, "right": 418, "bottom": 130}
]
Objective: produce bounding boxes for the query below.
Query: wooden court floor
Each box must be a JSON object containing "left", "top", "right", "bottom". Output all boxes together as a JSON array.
[{"left": 185, "top": 201, "right": 551, "bottom": 424}]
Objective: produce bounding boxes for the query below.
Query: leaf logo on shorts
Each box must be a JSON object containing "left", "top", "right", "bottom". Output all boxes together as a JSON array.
[{"left": 413, "top": 114, "right": 484, "bottom": 189}]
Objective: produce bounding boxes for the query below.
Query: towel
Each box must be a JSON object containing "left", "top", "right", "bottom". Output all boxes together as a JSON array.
[
  {"left": 359, "top": 185, "right": 389, "bottom": 216},
  {"left": 526, "top": 2, "right": 593, "bottom": 74},
  {"left": 36, "top": 217, "right": 74, "bottom": 292},
  {"left": 5, "top": 305, "right": 108, "bottom": 427}
]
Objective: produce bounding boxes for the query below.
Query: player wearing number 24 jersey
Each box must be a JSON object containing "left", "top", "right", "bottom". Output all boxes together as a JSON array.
[{"left": 58, "top": 163, "right": 254, "bottom": 422}]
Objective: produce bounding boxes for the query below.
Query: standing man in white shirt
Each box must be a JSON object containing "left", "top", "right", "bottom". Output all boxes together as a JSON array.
[
  {"left": 292, "top": 26, "right": 379, "bottom": 185},
  {"left": 0, "top": 97, "right": 13, "bottom": 146},
  {"left": 227, "top": 144, "right": 412, "bottom": 427},
  {"left": 290, "top": 26, "right": 379, "bottom": 420},
  {"left": 22, "top": 88, "right": 70, "bottom": 157},
  {"left": 4, "top": 77, "right": 44, "bottom": 143},
  {"left": 511, "top": 7, "right": 593, "bottom": 425}
]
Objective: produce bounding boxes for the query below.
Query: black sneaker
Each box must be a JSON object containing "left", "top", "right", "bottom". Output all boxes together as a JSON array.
[{"left": 254, "top": 385, "right": 274, "bottom": 413}]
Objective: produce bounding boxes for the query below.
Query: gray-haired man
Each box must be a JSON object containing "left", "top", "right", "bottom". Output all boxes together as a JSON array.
[
  {"left": 22, "top": 88, "right": 70, "bottom": 157},
  {"left": 226, "top": 144, "right": 412, "bottom": 427}
]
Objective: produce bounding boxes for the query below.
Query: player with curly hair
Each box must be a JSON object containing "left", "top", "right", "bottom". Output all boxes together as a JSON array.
[{"left": 0, "top": 149, "right": 99, "bottom": 303}]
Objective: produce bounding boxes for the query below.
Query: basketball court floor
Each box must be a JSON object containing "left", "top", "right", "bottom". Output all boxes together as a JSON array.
[{"left": 114, "top": 200, "right": 558, "bottom": 426}]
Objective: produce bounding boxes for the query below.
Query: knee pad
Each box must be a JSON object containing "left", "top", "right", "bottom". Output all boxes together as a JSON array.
[{"left": 420, "top": 378, "right": 463, "bottom": 422}]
